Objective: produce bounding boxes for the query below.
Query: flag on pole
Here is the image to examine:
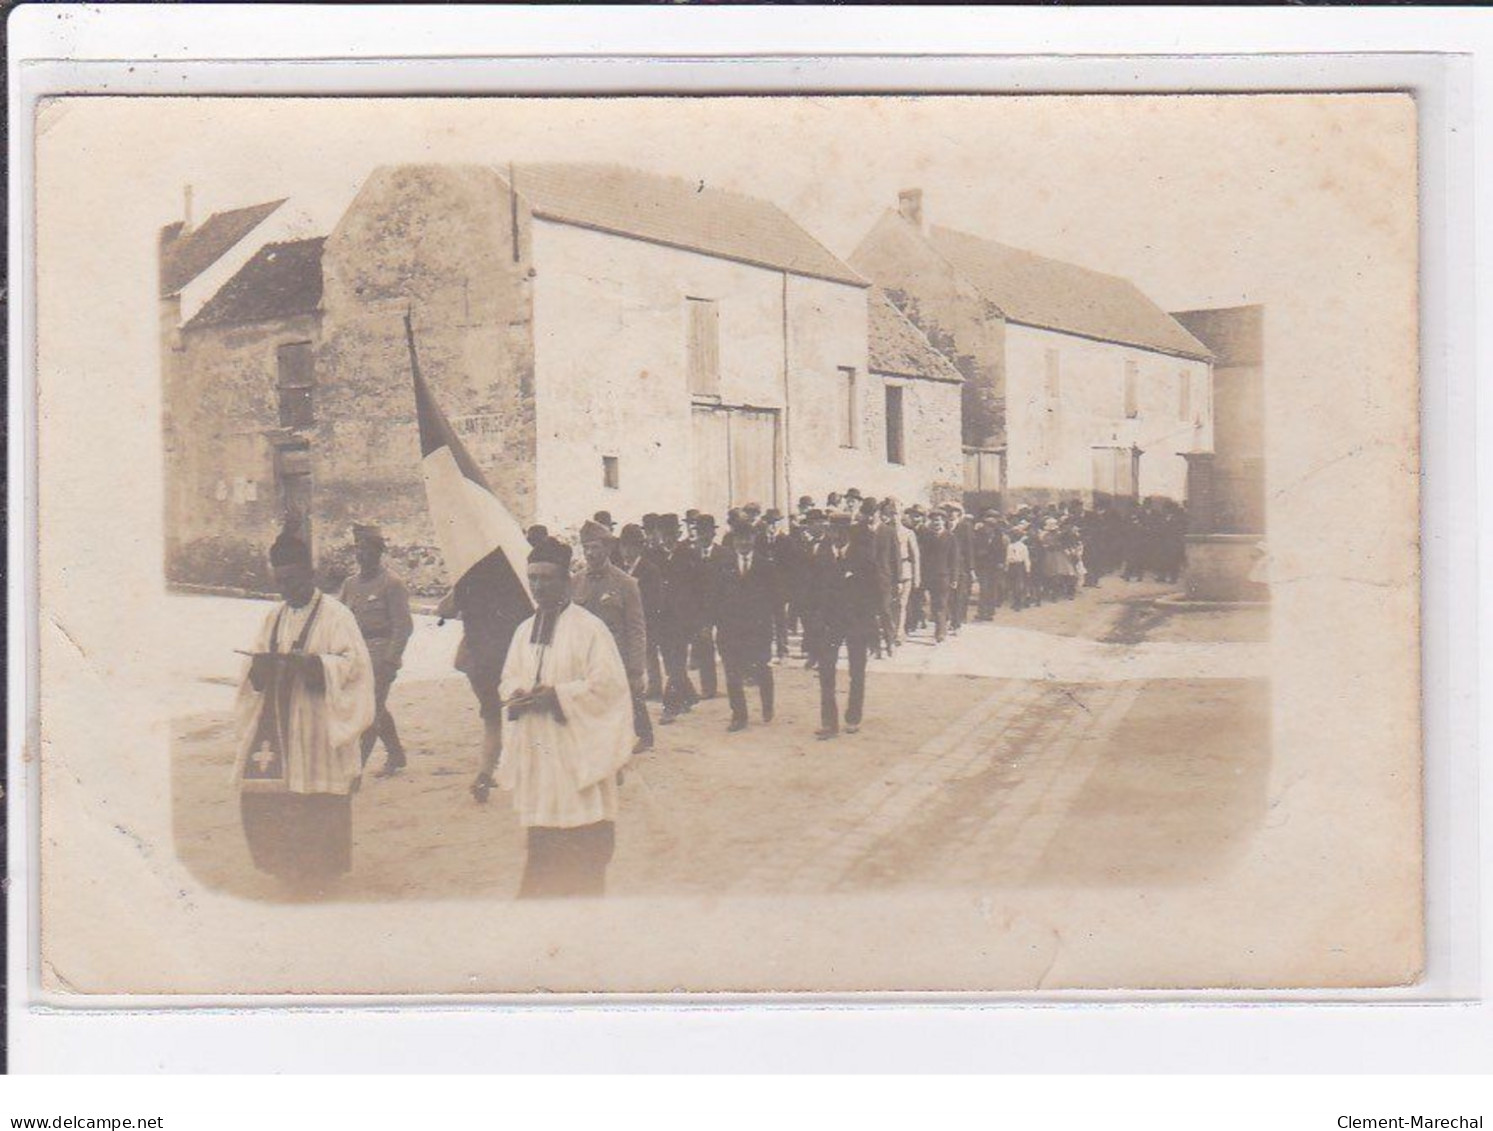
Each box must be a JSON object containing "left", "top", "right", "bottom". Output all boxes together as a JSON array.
[{"left": 405, "top": 313, "right": 534, "bottom": 613}]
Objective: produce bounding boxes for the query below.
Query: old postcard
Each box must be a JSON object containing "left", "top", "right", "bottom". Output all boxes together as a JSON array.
[{"left": 31, "top": 94, "right": 1420, "bottom": 994}]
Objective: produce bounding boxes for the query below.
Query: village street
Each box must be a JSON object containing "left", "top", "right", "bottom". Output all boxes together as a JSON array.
[{"left": 170, "top": 580, "right": 1270, "bottom": 904}]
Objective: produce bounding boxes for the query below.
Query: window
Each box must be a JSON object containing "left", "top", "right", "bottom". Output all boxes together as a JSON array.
[
  {"left": 1123, "top": 359, "right": 1139, "bottom": 419},
  {"left": 1044, "top": 348, "right": 1061, "bottom": 401},
  {"left": 276, "top": 341, "right": 315, "bottom": 428},
  {"left": 837, "top": 366, "right": 858, "bottom": 448},
  {"left": 1178, "top": 370, "right": 1192, "bottom": 421},
  {"left": 885, "top": 385, "right": 905, "bottom": 465},
  {"left": 964, "top": 447, "right": 1005, "bottom": 493},
  {"left": 602, "top": 455, "right": 620, "bottom": 490},
  {"left": 686, "top": 298, "right": 720, "bottom": 396}
]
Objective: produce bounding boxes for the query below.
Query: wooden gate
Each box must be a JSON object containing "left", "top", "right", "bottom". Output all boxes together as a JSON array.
[{"left": 691, "top": 403, "right": 780, "bottom": 516}]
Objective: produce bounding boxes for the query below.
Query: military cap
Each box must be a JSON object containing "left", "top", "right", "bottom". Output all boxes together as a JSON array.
[{"left": 579, "top": 520, "right": 611, "bottom": 542}]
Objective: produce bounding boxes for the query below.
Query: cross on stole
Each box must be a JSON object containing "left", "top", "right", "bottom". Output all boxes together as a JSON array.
[{"left": 252, "top": 741, "right": 278, "bottom": 773}]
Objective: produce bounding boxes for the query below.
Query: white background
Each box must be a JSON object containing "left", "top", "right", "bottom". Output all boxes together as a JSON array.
[{"left": 6, "top": 2, "right": 1488, "bottom": 1093}]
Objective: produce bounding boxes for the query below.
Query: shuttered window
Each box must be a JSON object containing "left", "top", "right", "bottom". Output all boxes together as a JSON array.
[
  {"left": 1123, "top": 359, "right": 1139, "bottom": 419},
  {"left": 885, "top": 385, "right": 905, "bottom": 465},
  {"left": 686, "top": 297, "right": 720, "bottom": 396},
  {"left": 838, "top": 367, "right": 858, "bottom": 448},
  {"left": 276, "top": 341, "right": 315, "bottom": 429},
  {"left": 1044, "top": 348, "right": 1061, "bottom": 400}
]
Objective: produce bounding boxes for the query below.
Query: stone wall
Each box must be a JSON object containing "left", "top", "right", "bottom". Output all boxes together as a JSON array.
[
  {"left": 163, "top": 165, "right": 537, "bottom": 596},
  {"left": 849, "top": 212, "right": 1006, "bottom": 447}
]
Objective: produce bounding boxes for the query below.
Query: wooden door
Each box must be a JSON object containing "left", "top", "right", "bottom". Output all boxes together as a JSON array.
[
  {"left": 729, "top": 408, "right": 778, "bottom": 510},
  {"left": 692, "top": 404, "right": 730, "bottom": 518}
]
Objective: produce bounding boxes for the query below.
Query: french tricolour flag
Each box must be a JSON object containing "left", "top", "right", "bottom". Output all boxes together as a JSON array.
[{"left": 406, "top": 313, "right": 534, "bottom": 613}]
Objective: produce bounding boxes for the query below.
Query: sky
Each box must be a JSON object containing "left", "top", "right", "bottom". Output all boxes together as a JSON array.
[{"left": 39, "top": 92, "right": 1416, "bottom": 314}]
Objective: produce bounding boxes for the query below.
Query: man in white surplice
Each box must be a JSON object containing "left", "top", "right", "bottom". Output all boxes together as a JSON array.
[{"left": 495, "top": 535, "right": 634, "bottom": 898}]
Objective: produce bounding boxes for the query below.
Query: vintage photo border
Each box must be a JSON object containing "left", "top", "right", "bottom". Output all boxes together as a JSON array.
[{"left": 6, "top": 7, "right": 1482, "bottom": 1070}]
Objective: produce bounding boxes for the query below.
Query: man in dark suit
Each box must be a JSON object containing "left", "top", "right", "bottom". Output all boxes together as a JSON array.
[
  {"left": 811, "top": 515, "right": 880, "bottom": 739},
  {"left": 760, "top": 509, "right": 793, "bottom": 662},
  {"left": 714, "top": 518, "right": 778, "bottom": 731},
  {"left": 974, "top": 511, "right": 1008, "bottom": 619},
  {"left": 687, "top": 513, "right": 720, "bottom": 702},
  {"left": 785, "top": 508, "right": 825, "bottom": 666},
  {"left": 656, "top": 513, "right": 701, "bottom": 725}
]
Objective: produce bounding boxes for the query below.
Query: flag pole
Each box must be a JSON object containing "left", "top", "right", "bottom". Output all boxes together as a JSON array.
[{"left": 403, "top": 308, "right": 421, "bottom": 385}]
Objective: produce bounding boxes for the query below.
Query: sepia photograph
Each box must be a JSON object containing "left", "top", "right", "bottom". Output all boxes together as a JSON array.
[{"left": 31, "top": 93, "right": 1421, "bottom": 995}]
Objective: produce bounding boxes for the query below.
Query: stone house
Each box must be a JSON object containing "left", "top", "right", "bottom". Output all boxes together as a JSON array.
[
  {"left": 160, "top": 164, "right": 964, "bottom": 593},
  {"left": 1170, "top": 305, "right": 1265, "bottom": 535},
  {"left": 849, "top": 190, "right": 1215, "bottom": 510}
]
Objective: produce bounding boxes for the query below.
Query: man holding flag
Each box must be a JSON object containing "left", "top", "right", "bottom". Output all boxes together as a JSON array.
[{"left": 404, "top": 313, "right": 535, "bottom": 805}]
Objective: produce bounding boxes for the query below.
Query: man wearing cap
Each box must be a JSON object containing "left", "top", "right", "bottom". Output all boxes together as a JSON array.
[
  {"left": 572, "top": 519, "right": 653, "bottom": 754},
  {"left": 233, "top": 528, "right": 375, "bottom": 889},
  {"left": 497, "top": 538, "right": 634, "bottom": 898},
  {"left": 714, "top": 517, "right": 777, "bottom": 731},
  {"left": 338, "top": 524, "right": 414, "bottom": 777},
  {"left": 810, "top": 515, "right": 879, "bottom": 739}
]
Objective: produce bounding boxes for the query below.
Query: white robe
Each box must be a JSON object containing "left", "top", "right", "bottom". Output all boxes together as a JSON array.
[
  {"left": 231, "top": 593, "right": 375, "bottom": 796},
  {"left": 497, "top": 602, "right": 634, "bottom": 828}
]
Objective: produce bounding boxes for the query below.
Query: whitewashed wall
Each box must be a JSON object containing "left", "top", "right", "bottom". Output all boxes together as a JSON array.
[
  {"left": 529, "top": 221, "right": 956, "bottom": 527},
  {"left": 531, "top": 219, "right": 788, "bottom": 527},
  {"left": 1003, "top": 322, "right": 1213, "bottom": 504}
]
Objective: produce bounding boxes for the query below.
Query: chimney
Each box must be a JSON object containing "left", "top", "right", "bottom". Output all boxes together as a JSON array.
[
  {"left": 898, "top": 188, "right": 924, "bottom": 230},
  {"left": 183, "top": 184, "right": 195, "bottom": 232}
]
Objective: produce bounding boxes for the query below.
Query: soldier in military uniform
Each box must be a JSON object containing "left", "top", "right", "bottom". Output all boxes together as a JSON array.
[
  {"left": 338, "top": 524, "right": 414, "bottom": 777},
  {"left": 572, "top": 519, "right": 653, "bottom": 753}
]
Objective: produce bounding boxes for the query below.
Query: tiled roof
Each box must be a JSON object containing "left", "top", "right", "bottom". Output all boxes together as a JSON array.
[
  {"left": 159, "top": 199, "right": 286, "bottom": 297},
  {"left": 1171, "top": 305, "right": 1263, "bottom": 367},
  {"left": 868, "top": 289, "right": 963, "bottom": 382},
  {"left": 508, "top": 163, "right": 865, "bottom": 287},
  {"left": 185, "top": 238, "right": 325, "bottom": 330},
  {"left": 927, "top": 225, "right": 1211, "bottom": 359}
]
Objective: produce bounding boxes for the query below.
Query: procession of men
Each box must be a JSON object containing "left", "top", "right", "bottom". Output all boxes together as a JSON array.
[{"left": 231, "top": 485, "right": 1189, "bottom": 900}]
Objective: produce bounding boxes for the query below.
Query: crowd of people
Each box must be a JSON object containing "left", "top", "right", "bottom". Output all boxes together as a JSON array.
[{"left": 229, "top": 492, "right": 1188, "bottom": 898}]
